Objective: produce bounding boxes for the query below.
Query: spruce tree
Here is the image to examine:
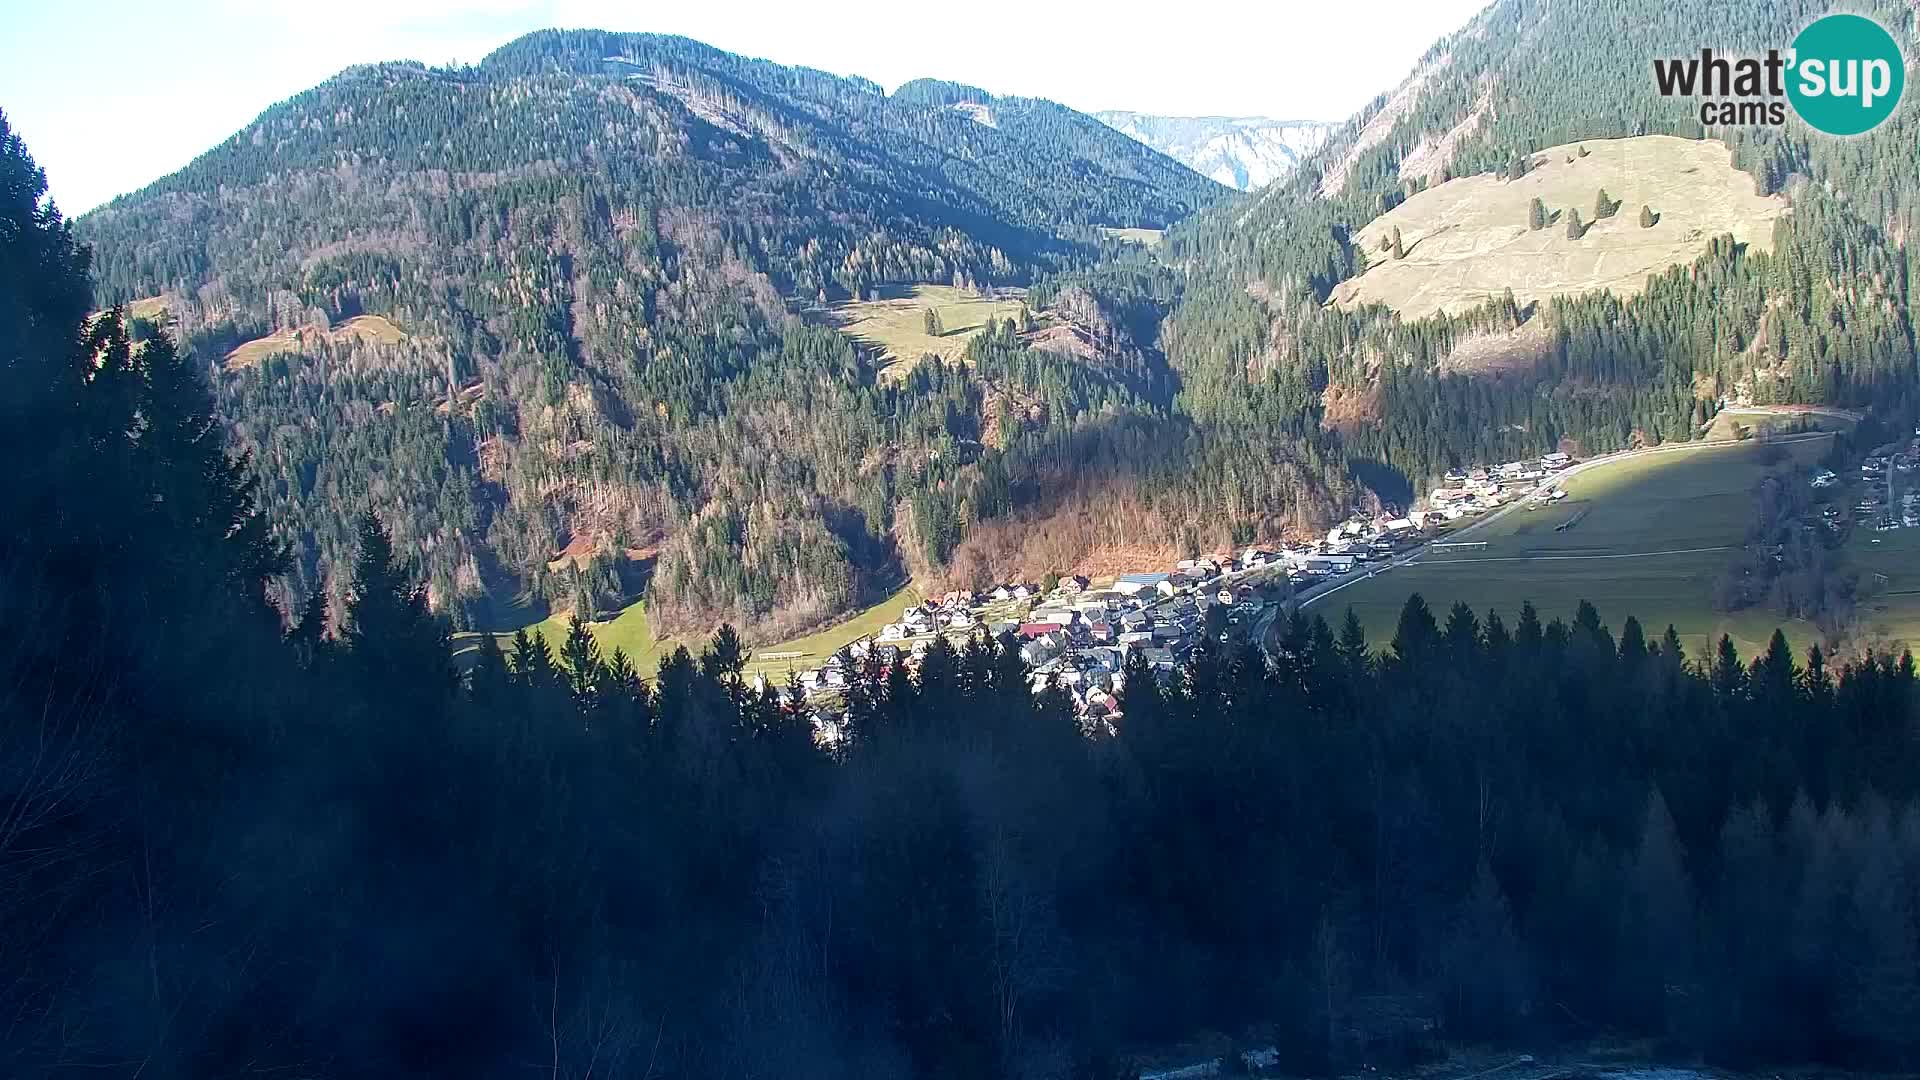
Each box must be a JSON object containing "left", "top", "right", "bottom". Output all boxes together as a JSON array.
[
  {"left": 510, "top": 627, "right": 557, "bottom": 688},
  {"left": 343, "top": 514, "right": 452, "bottom": 693},
  {"left": 1594, "top": 187, "right": 1616, "bottom": 219},
  {"left": 1640, "top": 204, "right": 1657, "bottom": 228},
  {"left": 468, "top": 630, "right": 511, "bottom": 702},
  {"left": 1391, "top": 593, "right": 1439, "bottom": 666},
  {"left": 1443, "top": 858, "right": 1533, "bottom": 1037},
  {"left": 1528, "top": 197, "right": 1547, "bottom": 231},
  {"left": 561, "top": 614, "right": 603, "bottom": 708},
  {"left": 1711, "top": 635, "right": 1747, "bottom": 698},
  {"left": 288, "top": 587, "right": 333, "bottom": 667},
  {"left": 1565, "top": 207, "right": 1585, "bottom": 239},
  {"left": 1391, "top": 226, "right": 1406, "bottom": 260},
  {"left": 1624, "top": 790, "right": 1695, "bottom": 1032},
  {"left": 705, "top": 623, "right": 746, "bottom": 682}
]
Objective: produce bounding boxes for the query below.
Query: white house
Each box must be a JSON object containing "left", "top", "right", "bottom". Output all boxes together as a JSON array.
[{"left": 1114, "top": 572, "right": 1171, "bottom": 596}]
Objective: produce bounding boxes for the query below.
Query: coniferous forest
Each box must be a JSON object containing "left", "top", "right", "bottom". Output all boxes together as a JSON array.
[
  {"left": 9, "top": 111, "right": 1920, "bottom": 1080},
  {"left": 66, "top": 1, "right": 1920, "bottom": 648}
]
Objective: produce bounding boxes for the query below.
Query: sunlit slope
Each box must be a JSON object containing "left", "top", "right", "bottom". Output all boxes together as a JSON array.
[{"left": 1333, "top": 136, "right": 1788, "bottom": 319}]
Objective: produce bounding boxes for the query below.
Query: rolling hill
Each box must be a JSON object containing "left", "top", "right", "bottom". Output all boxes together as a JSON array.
[
  {"left": 1137, "top": 0, "right": 1919, "bottom": 648},
  {"left": 1332, "top": 136, "right": 1790, "bottom": 319},
  {"left": 1159, "top": 0, "right": 1917, "bottom": 474},
  {"left": 69, "top": 1, "right": 1920, "bottom": 658},
  {"left": 75, "top": 31, "right": 1228, "bottom": 637}
]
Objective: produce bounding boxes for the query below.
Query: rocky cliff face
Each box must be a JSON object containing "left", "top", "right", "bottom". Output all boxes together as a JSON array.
[{"left": 1096, "top": 112, "right": 1337, "bottom": 190}]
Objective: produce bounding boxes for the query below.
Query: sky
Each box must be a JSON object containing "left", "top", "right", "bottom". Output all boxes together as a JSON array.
[{"left": 0, "top": 0, "right": 1489, "bottom": 214}]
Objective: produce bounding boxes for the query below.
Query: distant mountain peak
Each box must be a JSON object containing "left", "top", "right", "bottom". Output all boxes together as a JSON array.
[{"left": 1096, "top": 111, "right": 1337, "bottom": 190}]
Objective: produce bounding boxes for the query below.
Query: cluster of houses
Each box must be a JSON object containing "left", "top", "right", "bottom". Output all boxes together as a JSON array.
[
  {"left": 765, "top": 451, "right": 1586, "bottom": 740},
  {"left": 766, "top": 557, "right": 1286, "bottom": 730},
  {"left": 771, "top": 522, "right": 1472, "bottom": 737},
  {"left": 1850, "top": 435, "right": 1920, "bottom": 531},
  {"left": 1805, "top": 430, "right": 1920, "bottom": 535},
  {"left": 1432, "top": 452, "right": 1573, "bottom": 518}
]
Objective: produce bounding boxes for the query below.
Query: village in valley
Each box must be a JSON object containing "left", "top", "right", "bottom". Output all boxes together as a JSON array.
[
  {"left": 758, "top": 450, "right": 1586, "bottom": 734},
  {"left": 1831, "top": 428, "right": 1920, "bottom": 534}
]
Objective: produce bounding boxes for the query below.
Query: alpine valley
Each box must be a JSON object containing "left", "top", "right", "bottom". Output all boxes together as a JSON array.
[
  {"left": 78, "top": 1, "right": 1920, "bottom": 653},
  {"left": 15, "top": 0, "right": 1920, "bottom": 1074}
]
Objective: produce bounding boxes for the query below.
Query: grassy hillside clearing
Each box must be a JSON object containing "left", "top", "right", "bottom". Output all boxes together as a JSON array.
[
  {"left": 225, "top": 314, "right": 406, "bottom": 371},
  {"left": 1332, "top": 136, "right": 1789, "bottom": 320},
  {"left": 459, "top": 583, "right": 927, "bottom": 684},
  {"left": 1098, "top": 226, "right": 1165, "bottom": 247},
  {"left": 452, "top": 597, "right": 679, "bottom": 678},
  {"left": 1703, "top": 404, "right": 1862, "bottom": 441},
  {"left": 827, "top": 285, "right": 1026, "bottom": 380},
  {"left": 127, "top": 295, "right": 169, "bottom": 322},
  {"left": 740, "top": 583, "right": 926, "bottom": 681},
  {"left": 1311, "top": 435, "right": 1834, "bottom": 660}
]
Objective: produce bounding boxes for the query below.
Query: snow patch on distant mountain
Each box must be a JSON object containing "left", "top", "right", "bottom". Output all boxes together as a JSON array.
[{"left": 1095, "top": 112, "right": 1337, "bottom": 190}]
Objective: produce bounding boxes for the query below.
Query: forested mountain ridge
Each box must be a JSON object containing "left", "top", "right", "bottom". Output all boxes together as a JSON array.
[
  {"left": 66, "top": 3, "right": 1920, "bottom": 648},
  {"left": 73, "top": 31, "right": 1227, "bottom": 635},
  {"left": 11, "top": 102, "right": 1920, "bottom": 1068},
  {"left": 1156, "top": 0, "right": 1920, "bottom": 506}
]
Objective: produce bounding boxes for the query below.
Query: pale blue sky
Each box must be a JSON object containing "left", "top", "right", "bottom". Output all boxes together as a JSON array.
[{"left": 0, "top": 0, "right": 1489, "bottom": 214}]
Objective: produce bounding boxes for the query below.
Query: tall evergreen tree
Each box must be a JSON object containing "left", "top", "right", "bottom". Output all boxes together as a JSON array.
[
  {"left": 343, "top": 514, "right": 453, "bottom": 693},
  {"left": 560, "top": 614, "right": 603, "bottom": 711}
]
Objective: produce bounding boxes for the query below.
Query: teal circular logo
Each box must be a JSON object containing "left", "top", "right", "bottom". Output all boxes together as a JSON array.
[{"left": 1787, "top": 14, "right": 1905, "bottom": 135}]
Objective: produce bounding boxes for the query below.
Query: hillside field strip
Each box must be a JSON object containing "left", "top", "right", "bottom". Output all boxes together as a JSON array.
[
  {"left": 127, "top": 295, "right": 170, "bottom": 322},
  {"left": 739, "top": 583, "right": 925, "bottom": 682},
  {"left": 1312, "top": 436, "right": 1835, "bottom": 660},
  {"left": 224, "top": 315, "right": 406, "bottom": 371},
  {"left": 1098, "top": 226, "right": 1165, "bottom": 248},
  {"left": 458, "top": 584, "right": 928, "bottom": 684},
  {"left": 826, "top": 284, "right": 1025, "bottom": 380},
  {"left": 1332, "top": 135, "right": 1788, "bottom": 320}
]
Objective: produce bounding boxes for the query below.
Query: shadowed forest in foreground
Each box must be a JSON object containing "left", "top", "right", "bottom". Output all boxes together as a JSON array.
[{"left": 6, "top": 116, "right": 1920, "bottom": 1080}]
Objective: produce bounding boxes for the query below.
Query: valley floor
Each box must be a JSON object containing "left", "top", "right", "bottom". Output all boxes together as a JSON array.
[{"left": 1306, "top": 434, "right": 1837, "bottom": 660}]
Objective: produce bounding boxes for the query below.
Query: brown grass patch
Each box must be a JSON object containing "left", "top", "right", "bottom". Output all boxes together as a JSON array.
[
  {"left": 1438, "top": 318, "right": 1554, "bottom": 376},
  {"left": 225, "top": 314, "right": 406, "bottom": 370},
  {"left": 1320, "top": 381, "right": 1385, "bottom": 429},
  {"left": 127, "top": 296, "right": 169, "bottom": 323},
  {"left": 1332, "top": 136, "right": 1789, "bottom": 320}
]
